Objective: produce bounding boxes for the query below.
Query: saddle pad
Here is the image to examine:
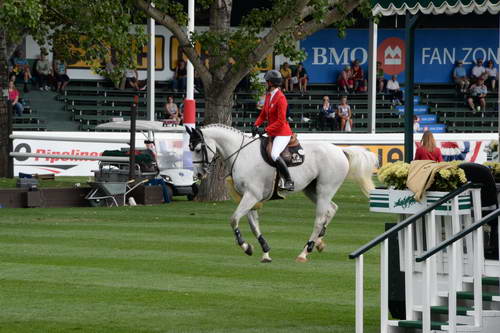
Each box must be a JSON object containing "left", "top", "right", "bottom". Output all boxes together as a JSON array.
[{"left": 260, "top": 136, "right": 305, "bottom": 168}]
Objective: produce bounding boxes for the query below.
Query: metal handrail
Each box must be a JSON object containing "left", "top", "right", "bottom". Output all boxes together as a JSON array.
[
  {"left": 416, "top": 207, "right": 500, "bottom": 262},
  {"left": 348, "top": 182, "right": 481, "bottom": 259}
]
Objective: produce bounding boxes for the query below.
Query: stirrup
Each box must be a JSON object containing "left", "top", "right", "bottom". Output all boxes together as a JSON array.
[{"left": 280, "top": 179, "right": 295, "bottom": 191}]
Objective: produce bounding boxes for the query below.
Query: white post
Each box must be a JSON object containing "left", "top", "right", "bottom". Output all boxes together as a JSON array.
[
  {"left": 472, "top": 189, "right": 484, "bottom": 272},
  {"left": 422, "top": 259, "right": 431, "bottom": 333},
  {"left": 147, "top": 4, "right": 156, "bottom": 122},
  {"left": 452, "top": 197, "right": 463, "bottom": 290},
  {"left": 404, "top": 225, "right": 414, "bottom": 320},
  {"left": 356, "top": 255, "right": 364, "bottom": 333},
  {"left": 449, "top": 242, "right": 458, "bottom": 333},
  {"left": 380, "top": 240, "right": 388, "bottom": 333},
  {"left": 186, "top": 0, "right": 195, "bottom": 100},
  {"left": 471, "top": 188, "right": 483, "bottom": 327},
  {"left": 368, "top": 19, "right": 378, "bottom": 134},
  {"left": 426, "top": 210, "right": 438, "bottom": 303}
]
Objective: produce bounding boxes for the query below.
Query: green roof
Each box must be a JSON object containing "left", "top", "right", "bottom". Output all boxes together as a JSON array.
[{"left": 372, "top": 0, "right": 500, "bottom": 15}]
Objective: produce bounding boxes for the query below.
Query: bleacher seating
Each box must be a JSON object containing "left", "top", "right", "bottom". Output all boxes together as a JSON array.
[{"left": 60, "top": 79, "right": 498, "bottom": 133}]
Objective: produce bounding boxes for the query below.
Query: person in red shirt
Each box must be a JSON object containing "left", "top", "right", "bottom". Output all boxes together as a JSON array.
[
  {"left": 414, "top": 131, "right": 443, "bottom": 162},
  {"left": 252, "top": 70, "right": 294, "bottom": 191}
]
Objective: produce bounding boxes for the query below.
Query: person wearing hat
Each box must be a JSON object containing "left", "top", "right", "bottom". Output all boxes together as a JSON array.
[
  {"left": 252, "top": 69, "right": 294, "bottom": 191},
  {"left": 453, "top": 60, "right": 469, "bottom": 94}
]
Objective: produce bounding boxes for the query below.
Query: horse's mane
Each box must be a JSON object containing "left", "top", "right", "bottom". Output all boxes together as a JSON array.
[{"left": 200, "top": 123, "right": 245, "bottom": 135}]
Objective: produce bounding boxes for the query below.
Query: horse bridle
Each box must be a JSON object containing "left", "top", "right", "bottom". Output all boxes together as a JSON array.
[{"left": 189, "top": 128, "right": 259, "bottom": 177}]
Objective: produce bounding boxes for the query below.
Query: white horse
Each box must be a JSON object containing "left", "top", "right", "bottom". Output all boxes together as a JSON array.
[{"left": 186, "top": 124, "right": 377, "bottom": 263}]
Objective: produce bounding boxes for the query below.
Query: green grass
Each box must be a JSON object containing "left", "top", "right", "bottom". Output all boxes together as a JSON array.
[
  {"left": 0, "top": 180, "right": 397, "bottom": 333},
  {"left": 0, "top": 176, "right": 89, "bottom": 189}
]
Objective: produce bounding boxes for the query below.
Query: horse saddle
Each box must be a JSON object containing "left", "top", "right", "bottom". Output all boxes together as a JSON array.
[{"left": 260, "top": 134, "right": 305, "bottom": 167}]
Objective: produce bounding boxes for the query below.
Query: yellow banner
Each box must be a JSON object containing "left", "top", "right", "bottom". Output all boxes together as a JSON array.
[
  {"left": 169, "top": 36, "right": 274, "bottom": 71},
  {"left": 339, "top": 144, "right": 404, "bottom": 168}
]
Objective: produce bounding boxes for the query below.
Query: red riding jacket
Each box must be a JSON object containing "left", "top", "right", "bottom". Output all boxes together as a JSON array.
[{"left": 254, "top": 89, "right": 293, "bottom": 137}]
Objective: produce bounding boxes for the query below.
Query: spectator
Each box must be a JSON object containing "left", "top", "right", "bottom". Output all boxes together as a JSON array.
[
  {"left": 53, "top": 58, "right": 70, "bottom": 93},
  {"left": 471, "top": 59, "right": 486, "bottom": 82},
  {"left": 36, "top": 51, "right": 52, "bottom": 91},
  {"left": 280, "top": 62, "right": 292, "bottom": 92},
  {"left": 413, "top": 115, "right": 420, "bottom": 133},
  {"left": 485, "top": 60, "right": 497, "bottom": 90},
  {"left": 376, "top": 61, "right": 385, "bottom": 93},
  {"left": 296, "top": 62, "right": 308, "bottom": 93},
  {"left": 414, "top": 131, "right": 443, "bottom": 162},
  {"left": 10, "top": 50, "right": 32, "bottom": 92},
  {"left": 467, "top": 77, "right": 487, "bottom": 112},
  {"left": 125, "top": 68, "right": 140, "bottom": 90},
  {"left": 452, "top": 60, "right": 470, "bottom": 94},
  {"left": 337, "top": 66, "right": 354, "bottom": 94},
  {"left": 387, "top": 75, "right": 404, "bottom": 105},
  {"left": 336, "top": 95, "right": 352, "bottom": 132},
  {"left": 164, "top": 96, "right": 181, "bottom": 124},
  {"left": 172, "top": 60, "right": 187, "bottom": 92},
  {"left": 7, "top": 80, "right": 23, "bottom": 116},
  {"left": 318, "top": 95, "right": 337, "bottom": 131},
  {"left": 351, "top": 59, "right": 367, "bottom": 93}
]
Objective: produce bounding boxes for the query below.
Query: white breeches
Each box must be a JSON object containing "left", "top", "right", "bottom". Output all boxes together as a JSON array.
[{"left": 271, "top": 136, "right": 291, "bottom": 161}]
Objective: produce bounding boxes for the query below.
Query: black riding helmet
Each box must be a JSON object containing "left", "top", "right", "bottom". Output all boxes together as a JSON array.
[{"left": 264, "top": 69, "right": 282, "bottom": 87}]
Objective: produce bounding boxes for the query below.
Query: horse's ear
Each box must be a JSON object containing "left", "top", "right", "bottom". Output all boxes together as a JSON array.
[{"left": 185, "top": 126, "right": 192, "bottom": 135}]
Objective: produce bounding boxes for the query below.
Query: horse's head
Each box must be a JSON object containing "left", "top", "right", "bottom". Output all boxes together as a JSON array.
[{"left": 186, "top": 126, "right": 216, "bottom": 179}]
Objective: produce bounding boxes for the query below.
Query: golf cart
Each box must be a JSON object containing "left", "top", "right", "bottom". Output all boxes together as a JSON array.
[{"left": 96, "top": 120, "right": 198, "bottom": 201}]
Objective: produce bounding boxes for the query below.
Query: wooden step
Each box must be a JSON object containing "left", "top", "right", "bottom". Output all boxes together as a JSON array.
[
  {"left": 392, "top": 320, "right": 449, "bottom": 330},
  {"left": 439, "top": 291, "right": 500, "bottom": 301},
  {"left": 463, "top": 276, "right": 500, "bottom": 286}
]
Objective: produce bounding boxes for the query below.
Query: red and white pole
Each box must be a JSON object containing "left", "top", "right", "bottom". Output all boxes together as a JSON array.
[{"left": 183, "top": 0, "right": 196, "bottom": 168}]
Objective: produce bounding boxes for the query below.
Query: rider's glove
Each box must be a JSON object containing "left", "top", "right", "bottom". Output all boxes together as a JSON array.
[{"left": 252, "top": 126, "right": 259, "bottom": 137}]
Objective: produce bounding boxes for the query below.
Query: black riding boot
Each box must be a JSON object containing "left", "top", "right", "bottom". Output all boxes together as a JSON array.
[{"left": 275, "top": 156, "right": 294, "bottom": 191}]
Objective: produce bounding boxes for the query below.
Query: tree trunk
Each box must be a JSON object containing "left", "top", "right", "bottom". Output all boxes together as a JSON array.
[
  {"left": 0, "top": 29, "right": 12, "bottom": 178},
  {"left": 195, "top": 87, "right": 234, "bottom": 202}
]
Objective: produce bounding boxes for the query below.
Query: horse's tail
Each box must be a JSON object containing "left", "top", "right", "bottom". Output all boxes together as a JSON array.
[{"left": 342, "top": 146, "right": 378, "bottom": 197}]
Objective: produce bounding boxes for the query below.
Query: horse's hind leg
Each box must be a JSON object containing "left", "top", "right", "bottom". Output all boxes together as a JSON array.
[
  {"left": 303, "top": 186, "right": 338, "bottom": 253},
  {"left": 247, "top": 210, "right": 272, "bottom": 263},
  {"left": 230, "top": 192, "right": 260, "bottom": 256}
]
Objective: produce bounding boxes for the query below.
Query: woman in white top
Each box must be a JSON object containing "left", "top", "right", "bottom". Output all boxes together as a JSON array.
[
  {"left": 485, "top": 60, "right": 497, "bottom": 90},
  {"left": 336, "top": 96, "right": 352, "bottom": 131},
  {"left": 164, "top": 96, "right": 181, "bottom": 124}
]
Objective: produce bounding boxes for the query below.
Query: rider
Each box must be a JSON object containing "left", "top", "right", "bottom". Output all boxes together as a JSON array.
[{"left": 252, "top": 69, "right": 294, "bottom": 191}]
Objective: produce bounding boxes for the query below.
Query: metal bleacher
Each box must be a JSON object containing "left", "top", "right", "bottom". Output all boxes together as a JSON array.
[{"left": 60, "top": 80, "right": 498, "bottom": 133}]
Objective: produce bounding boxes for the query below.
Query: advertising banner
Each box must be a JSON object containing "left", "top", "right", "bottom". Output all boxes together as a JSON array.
[
  {"left": 301, "top": 29, "right": 499, "bottom": 84},
  {"left": 12, "top": 132, "right": 497, "bottom": 176}
]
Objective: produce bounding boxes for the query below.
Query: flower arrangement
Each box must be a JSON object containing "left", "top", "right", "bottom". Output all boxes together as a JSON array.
[
  {"left": 377, "top": 161, "right": 410, "bottom": 190},
  {"left": 378, "top": 161, "right": 467, "bottom": 192},
  {"left": 484, "top": 161, "right": 500, "bottom": 182}
]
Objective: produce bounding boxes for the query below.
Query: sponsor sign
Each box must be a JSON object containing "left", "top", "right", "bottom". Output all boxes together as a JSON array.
[
  {"left": 301, "top": 29, "right": 499, "bottom": 83},
  {"left": 419, "top": 123, "right": 446, "bottom": 133},
  {"left": 395, "top": 105, "right": 429, "bottom": 114},
  {"left": 416, "top": 114, "right": 437, "bottom": 124},
  {"left": 12, "top": 132, "right": 497, "bottom": 176}
]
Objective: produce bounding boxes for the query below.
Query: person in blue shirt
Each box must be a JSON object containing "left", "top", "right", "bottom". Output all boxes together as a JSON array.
[
  {"left": 453, "top": 60, "right": 469, "bottom": 94},
  {"left": 467, "top": 77, "right": 487, "bottom": 112}
]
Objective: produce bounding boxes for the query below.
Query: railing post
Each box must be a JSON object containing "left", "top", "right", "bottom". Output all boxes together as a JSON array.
[
  {"left": 356, "top": 255, "right": 364, "bottom": 333},
  {"left": 428, "top": 210, "right": 438, "bottom": 303},
  {"left": 404, "top": 225, "right": 415, "bottom": 320},
  {"left": 380, "top": 239, "right": 389, "bottom": 333},
  {"left": 422, "top": 259, "right": 431, "bottom": 333},
  {"left": 451, "top": 196, "right": 463, "bottom": 290},
  {"left": 471, "top": 188, "right": 483, "bottom": 328},
  {"left": 449, "top": 242, "right": 458, "bottom": 333}
]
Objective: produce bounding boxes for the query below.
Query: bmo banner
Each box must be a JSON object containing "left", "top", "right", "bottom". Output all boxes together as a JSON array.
[{"left": 301, "top": 29, "right": 499, "bottom": 84}]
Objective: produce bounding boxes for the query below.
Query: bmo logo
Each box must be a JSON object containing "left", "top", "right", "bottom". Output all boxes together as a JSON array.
[{"left": 378, "top": 37, "right": 405, "bottom": 75}]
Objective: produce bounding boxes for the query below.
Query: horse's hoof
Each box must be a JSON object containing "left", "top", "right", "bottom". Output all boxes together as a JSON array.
[
  {"left": 260, "top": 252, "right": 272, "bottom": 263},
  {"left": 295, "top": 256, "right": 308, "bottom": 263},
  {"left": 316, "top": 241, "right": 326, "bottom": 253},
  {"left": 243, "top": 243, "right": 253, "bottom": 256}
]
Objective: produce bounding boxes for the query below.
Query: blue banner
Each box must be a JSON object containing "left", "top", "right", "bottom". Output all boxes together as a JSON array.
[
  {"left": 395, "top": 105, "right": 429, "bottom": 115},
  {"left": 300, "top": 29, "right": 499, "bottom": 84},
  {"left": 417, "top": 114, "right": 437, "bottom": 124}
]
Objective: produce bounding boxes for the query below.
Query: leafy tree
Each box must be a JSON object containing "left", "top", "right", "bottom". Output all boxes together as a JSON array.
[
  {"left": 0, "top": 0, "right": 146, "bottom": 177},
  {"left": 135, "top": 0, "right": 371, "bottom": 201}
]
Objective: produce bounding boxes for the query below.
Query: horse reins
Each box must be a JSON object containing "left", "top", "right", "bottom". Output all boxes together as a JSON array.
[{"left": 192, "top": 131, "right": 260, "bottom": 179}]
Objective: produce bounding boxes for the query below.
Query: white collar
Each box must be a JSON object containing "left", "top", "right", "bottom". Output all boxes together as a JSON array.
[{"left": 269, "top": 88, "right": 279, "bottom": 102}]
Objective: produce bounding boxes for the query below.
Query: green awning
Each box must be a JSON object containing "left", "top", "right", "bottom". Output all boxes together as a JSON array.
[{"left": 372, "top": 0, "right": 500, "bottom": 15}]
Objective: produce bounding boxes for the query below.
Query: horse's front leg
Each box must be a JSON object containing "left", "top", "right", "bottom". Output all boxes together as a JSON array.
[
  {"left": 247, "top": 210, "right": 272, "bottom": 263},
  {"left": 230, "top": 192, "right": 259, "bottom": 256}
]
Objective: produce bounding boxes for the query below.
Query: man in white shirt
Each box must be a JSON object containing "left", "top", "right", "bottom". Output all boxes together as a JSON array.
[
  {"left": 387, "top": 75, "right": 403, "bottom": 105},
  {"left": 471, "top": 59, "right": 486, "bottom": 82}
]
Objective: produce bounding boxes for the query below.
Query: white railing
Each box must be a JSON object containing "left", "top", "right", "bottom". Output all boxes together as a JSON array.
[{"left": 350, "top": 184, "right": 483, "bottom": 333}]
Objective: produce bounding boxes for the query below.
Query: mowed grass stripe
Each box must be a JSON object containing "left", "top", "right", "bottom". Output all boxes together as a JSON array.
[{"left": 0, "top": 180, "right": 392, "bottom": 333}]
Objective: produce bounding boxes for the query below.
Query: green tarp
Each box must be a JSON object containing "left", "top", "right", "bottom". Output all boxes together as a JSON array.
[{"left": 371, "top": 0, "right": 500, "bottom": 15}]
